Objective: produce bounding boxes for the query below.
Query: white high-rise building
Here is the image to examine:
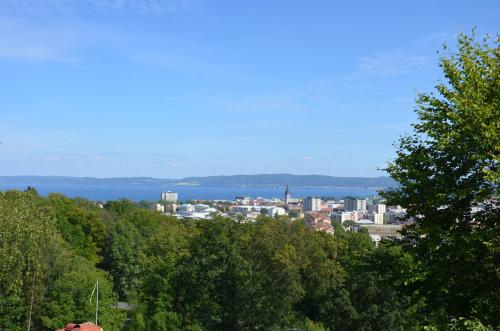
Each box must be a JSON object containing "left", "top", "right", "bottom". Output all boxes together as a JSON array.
[
  {"left": 375, "top": 203, "right": 386, "bottom": 214},
  {"left": 161, "top": 191, "right": 178, "bottom": 202},
  {"left": 369, "top": 212, "right": 384, "bottom": 225},
  {"left": 302, "top": 197, "right": 321, "bottom": 212},
  {"left": 369, "top": 203, "right": 386, "bottom": 214},
  {"left": 344, "top": 198, "right": 367, "bottom": 211}
]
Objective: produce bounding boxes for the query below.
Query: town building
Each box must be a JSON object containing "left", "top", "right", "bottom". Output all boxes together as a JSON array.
[
  {"left": 194, "top": 204, "right": 210, "bottom": 211},
  {"left": 164, "top": 204, "right": 177, "bottom": 213},
  {"left": 284, "top": 185, "right": 291, "bottom": 204},
  {"left": 161, "top": 191, "right": 178, "bottom": 202},
  {"left": 179, "top": 204, "right": 195, "bottom": 212},
  {"left": 331, "top": 211, "right": 365, "bottom": 223},
  {"left": 344, "top": 198, "right": 367, "bottom": 211},
  {"left": 327, "top": 201, "right": 343, "bottom": 210},
  {"left": 267, "top": 206, "right": 286, "bottom": 217},
  {"left": 235, "top": 196, "right": 250, "bottom": 205},
  {"left": 384, "top": 207, "right": 407, "bottom": 223},
  {"left": 303, "top": 197, "right": 321, "bottom": 212},
  {"left": 355, "top": 222, "right": 403, "bottom": 239},
  {"left": 288, "top": 201, "right": 302, "bottom": 210},
  {"left": 368, "top": 212, "right": 384, "bottom": 225},
  {"left": 304, "top": 212, "right": 334, "bottom": 235},
  {"left": 176, "top": 210, "right": 212, "bottom": 219},
  {"left": 369, "top": 203, "right": 386, "bottom": 214},
  {"left": 369, "top": 234, "right": 381, "bottom": 247},
  {"left": 151, "top": 203, "right": 164, "bottom": 213}
]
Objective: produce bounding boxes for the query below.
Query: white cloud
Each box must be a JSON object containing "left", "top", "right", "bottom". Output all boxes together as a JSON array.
[
  {"left": 213, "top": 81, "right": 333, "bottom": 114},
  {"left": 333, "top": 123, "right": 411, "bottom": 134},
  {"left": 356, "top": 49, "right": 428, "bottom": 76},
  {"left": 41, "top": 153, "right": 109, "bottom": 162},
  {"left": 300, "top": 156, "right": 313, "bottom": 161},
  {"left": 0, "top": 18, "right": 78, "bottom": 63},
  {"left": 0, "top": 0, "right": 197, "bottom": 63},
  {"left": 0, "top": 0, "right": 195, "bottom": 15},
  {"left": 78, "top": 0, "right": 194, "bottom": 14},
  {"left": 353, "top": 32, "right": 448, "bottom": 77}
]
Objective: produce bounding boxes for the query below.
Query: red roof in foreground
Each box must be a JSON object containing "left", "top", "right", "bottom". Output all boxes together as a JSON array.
[{"left": 56, "top": 322, "right": 102, "bottom": 331}]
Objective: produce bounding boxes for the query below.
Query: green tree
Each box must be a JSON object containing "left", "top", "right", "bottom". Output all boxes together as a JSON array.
[
  {"left": 105, "top": 199, "right": 137, "bottom": 215},
  {"left": 382, "top": 32, "right": 500, "bottom": 327},
  {"left": 173, "top": 217, "right": 253, "bottom": 330},
  {"left": 0, "top": 190, "right": 56, "bottom": 331},
  {"left": 47, "top": 193, "right": 107, "bottom": 264},
  {"left": 302, "top": 318, "right": 329, "bottom": 331},
  {"left": 133, "top": 216, "right": 187, "bottom": 330},
  {"left": 39, "top": 256, "right": 125, "bottom": 331},
  {"left": 104, "top": 220, "right": 145, "bottom": 299},
  {"left": 244, "top": 217, "right": 307, "bottom": 329},
  {"left": 0, "top": 190, "right": 126, "bottom": 330}
]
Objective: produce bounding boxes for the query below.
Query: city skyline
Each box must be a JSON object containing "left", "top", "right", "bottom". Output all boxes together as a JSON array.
[{"left": 0, "top": 1, "right": 498, "bottom": 178}]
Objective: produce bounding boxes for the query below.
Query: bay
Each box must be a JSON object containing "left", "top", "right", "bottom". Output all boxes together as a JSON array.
[{"left": 0, "top": 182, "right": 379, "bottom": 201}]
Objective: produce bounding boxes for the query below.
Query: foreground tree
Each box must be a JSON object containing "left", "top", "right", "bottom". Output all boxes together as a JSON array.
[
  {"left": 383, "top": 32, "right": 499, "bottom": 328},
  {"left": 0, "top": 190, "right": 55, "bottom": 331}
]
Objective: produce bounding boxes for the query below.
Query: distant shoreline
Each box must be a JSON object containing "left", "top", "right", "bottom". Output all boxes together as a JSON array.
[
  {"left": 0, "top": 174, "right": 396, "bottom": 189},
  {"left": 0, "top": 181, "right": 381, "bottom": 202}
]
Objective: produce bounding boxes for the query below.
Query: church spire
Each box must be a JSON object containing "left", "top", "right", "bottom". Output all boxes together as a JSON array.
[{"left": 284, "top": 184, "right": 291, "bottom": 204}]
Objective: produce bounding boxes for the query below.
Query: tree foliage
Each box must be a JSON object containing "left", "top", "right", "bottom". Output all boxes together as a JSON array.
[
  {"left": 0, "top": 189, "right": 417, "bottom": 330},
  {"left": 382, "top": 32, "right": 499, "bottom": 328}
]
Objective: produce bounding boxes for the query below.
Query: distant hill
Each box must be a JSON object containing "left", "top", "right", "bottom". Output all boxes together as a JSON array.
[
  {"left": 0, "top": 176, "right": 171, "bottom": 186},
  {"left": 0, "top": 174, "right": 397, "bottom": 188},
  {"left": 179, "top": 174, "right": 396, "bottom": 188}
]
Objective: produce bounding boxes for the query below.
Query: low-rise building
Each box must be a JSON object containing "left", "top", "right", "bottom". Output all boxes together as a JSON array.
[
  {"left": 235, "top": 196, "right": 250, "bottom": 205},
  {"left": 231, "top": 205, "right": 253, "bottom": 213},
  {"left": 304, "top": 212, "right": 334, "bottom": 235},
  {"left": 176, "top": 210, "right": 212, "bottom": 219},
  {"left": 331, "top": 211, "right": 365, "bottom": 223},
  {"left": 164, "top": 204, "right": 177, "bottom": 213},
  {"left": 267, "top": 206, "right": 286, "bottom": 217},
  {"left": 179, "top": 204, "right": 195, "bottom": 212},
  {"left": 384, "top": 207, "right": 407, "bottom": 223},
  {"left": 369, "top": 234, "right": 382, "bottom": 246},
  {"left": 356, "top": 223, "right": 403, "bottom": 239},
  {"left": 151, "top": 203, "right": 165, "bottom": 213},
  {"left": 195, "top": 204, "right": 210, "bottom": 211},
  {"left": 288, "top": 201, "right": 302, "bottom": 210}
]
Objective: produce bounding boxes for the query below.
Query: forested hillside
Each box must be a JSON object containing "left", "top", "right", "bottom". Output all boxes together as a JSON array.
[
  {"left": 1, "top": 187, "right": 497, "bottom": 330},
  {"left": 0, "top": 189, "right": 418, "bottom": 330}
]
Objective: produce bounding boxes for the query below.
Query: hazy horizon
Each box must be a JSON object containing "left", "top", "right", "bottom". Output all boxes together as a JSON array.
[{"left": 0, "top": 173, "right": 393, "bottom": 180}]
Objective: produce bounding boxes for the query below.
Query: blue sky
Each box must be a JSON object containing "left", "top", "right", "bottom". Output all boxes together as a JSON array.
[{"left": 0, "top": 0, "right": 498, "bottom": 178}]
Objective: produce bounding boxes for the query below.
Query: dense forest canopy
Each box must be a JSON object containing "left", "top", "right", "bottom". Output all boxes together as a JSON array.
[
  {"left": 0, "top": 32, "right": 498, "bottom": 331},
  {"left": 0, "top": 189, "right": 416, "bottom": 330}
]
